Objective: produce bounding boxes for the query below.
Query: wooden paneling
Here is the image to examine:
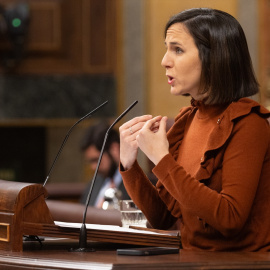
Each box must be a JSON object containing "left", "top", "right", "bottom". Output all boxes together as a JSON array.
[
  {"left": 0, "top": 0, "right": 117, "bottom": 74},
  {"left": 27, "top": 1, "right": 62, "bottom": 51},
  {"left": 82, "top": 0, "right": 116, "bottom": 73}
]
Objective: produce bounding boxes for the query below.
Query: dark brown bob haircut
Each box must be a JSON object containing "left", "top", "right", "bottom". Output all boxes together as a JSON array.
[{"left": 165, "top": 8, "right": 259, "bottom": 104}]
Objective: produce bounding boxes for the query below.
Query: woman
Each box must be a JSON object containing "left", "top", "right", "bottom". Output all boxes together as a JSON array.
[{"left": 119, "top": 8, "right": 270, "bottom": 251}]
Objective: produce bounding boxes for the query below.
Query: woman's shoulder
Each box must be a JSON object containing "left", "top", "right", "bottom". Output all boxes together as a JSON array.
[
  {"left": 225, "top": 98, "right": 270, "bottom": 141},
  {"left": 226, "top": 97, "right": 270, "bottom": 121}
]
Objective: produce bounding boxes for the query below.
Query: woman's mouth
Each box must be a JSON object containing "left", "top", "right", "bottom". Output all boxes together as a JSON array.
[{"left": 167, "top": 75, "right": 175, "bottom": 85}]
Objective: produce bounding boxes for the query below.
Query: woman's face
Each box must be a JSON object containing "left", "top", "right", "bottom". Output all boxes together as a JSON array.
[{"left": 161, "top": 23, "right": 204, "bottom": 100}]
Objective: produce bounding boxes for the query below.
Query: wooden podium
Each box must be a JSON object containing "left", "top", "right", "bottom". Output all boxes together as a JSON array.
[
  {"left": 0, "top": 180, "right": 54, "bottom": 252},
  {"left": 0, "top": 180, "right": 180, "bottom": 252}
]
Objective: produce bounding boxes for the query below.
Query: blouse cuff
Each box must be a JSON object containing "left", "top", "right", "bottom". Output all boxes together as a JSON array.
[
  {"left": 119, "top": 160, "right": 142, "bottom": 179},
  {"left": 152, "top": 153, "right": 178, "bottom": 181}
]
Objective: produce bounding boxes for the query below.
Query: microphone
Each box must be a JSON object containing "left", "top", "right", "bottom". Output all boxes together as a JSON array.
[
  {"left": 43, "top": 100, "right": 108, "bottom": 187},
  {"left": 71, "top": 100, "right": 138, "bottom": 252}
]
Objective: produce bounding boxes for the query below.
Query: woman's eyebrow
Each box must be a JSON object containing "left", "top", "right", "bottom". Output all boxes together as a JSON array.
[{"left": 164, "top": 41, "right": 182, "bottom": 46}]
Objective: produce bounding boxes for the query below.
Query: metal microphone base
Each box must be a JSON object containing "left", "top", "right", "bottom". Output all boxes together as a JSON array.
[
  {"left": 69, "top": 223, "right": 95, "bottom": 252},
  {"left": 69, "top": 247, "right": 95, "bottom": 252}
]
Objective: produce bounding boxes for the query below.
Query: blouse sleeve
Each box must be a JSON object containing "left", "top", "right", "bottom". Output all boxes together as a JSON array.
[
  {"left": 120, "top": 161, "right": 178, "bottom": 229},
  {"left": 153, "top": 113, "right": 270, "bottom": 237}
]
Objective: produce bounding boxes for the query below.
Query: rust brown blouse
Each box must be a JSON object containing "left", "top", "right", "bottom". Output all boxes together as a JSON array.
[{"left": 120, "top": 98, "right": 270, "bottom": 251}]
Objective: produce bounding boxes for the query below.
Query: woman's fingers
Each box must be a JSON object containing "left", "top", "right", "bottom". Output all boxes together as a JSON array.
[
  {"left": 119, "top": 115, "right": 153, "bottom": 170},
  {"left": 120, "top": 115, "right": 153, "bottom": 137},
  {"left": 136, "top": 116, "right": 169, "bottom": 165},
  {"left": 142, "top": 116, "right": 163, "bottom": 133}
]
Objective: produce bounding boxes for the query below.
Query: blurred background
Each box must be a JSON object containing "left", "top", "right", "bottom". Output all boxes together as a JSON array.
[{"left": 0, "top": 0, "right": 269, "bottom": 202}]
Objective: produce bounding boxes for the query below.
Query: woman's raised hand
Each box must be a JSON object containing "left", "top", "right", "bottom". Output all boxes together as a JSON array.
[
  {"left": 136, "top": 116, "right": 169, "bottom": 165},
  {"left": 119, "top": 115, "right": 153, "bottom": 170}
]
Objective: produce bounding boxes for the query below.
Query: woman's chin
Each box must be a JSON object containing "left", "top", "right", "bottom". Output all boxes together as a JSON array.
[
  {"left": 170, "top": 87, "right": 180, "bottom": 95},
  {"left": 170, "top": 88, "right": 190, "bottom": 97}
]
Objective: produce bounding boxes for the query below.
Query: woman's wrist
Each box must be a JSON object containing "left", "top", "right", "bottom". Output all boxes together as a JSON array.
[
  {"left": 152, "top": 151, "right": 170, "bottom": 165},
  {"left": 120, "top": 160, "right": 135, "bottom": 171}
]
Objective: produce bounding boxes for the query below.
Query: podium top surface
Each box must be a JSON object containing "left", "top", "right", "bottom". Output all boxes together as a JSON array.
[{"left": 1, "top": 238, "right": 270, "bottom": 270}]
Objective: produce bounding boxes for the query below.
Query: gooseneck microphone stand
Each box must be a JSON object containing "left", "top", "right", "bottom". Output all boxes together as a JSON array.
[
  {"left": 43, "top": 100, "right": 108, "bottom": 187},
  {"left": 71, "top": 100, "right": 138, "bottom": 252}
]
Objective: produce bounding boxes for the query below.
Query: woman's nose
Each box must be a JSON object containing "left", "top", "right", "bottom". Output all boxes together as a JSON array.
[{"left": 161, "top": 52, "right": 172, "bottom": 68}]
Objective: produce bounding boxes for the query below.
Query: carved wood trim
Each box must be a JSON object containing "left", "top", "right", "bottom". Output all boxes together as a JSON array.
[
  {"left": 82, "top": 0, "right": 117, "bottom": 73},
  {"left": 27, "top": 1, "right": 62, "bottom": 51},
  {"left": 0, "top": 223, "right": 10, "bottom": 242}
]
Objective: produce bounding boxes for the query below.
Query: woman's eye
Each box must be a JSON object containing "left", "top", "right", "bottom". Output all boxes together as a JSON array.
[{"left": 176, "top": 47, "right": 182, "bottom": 54}]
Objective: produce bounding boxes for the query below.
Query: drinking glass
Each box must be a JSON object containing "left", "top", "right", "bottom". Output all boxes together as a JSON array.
[{"left": 119, "top": 200, "right": 147, "bottom": 228}]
